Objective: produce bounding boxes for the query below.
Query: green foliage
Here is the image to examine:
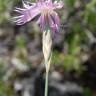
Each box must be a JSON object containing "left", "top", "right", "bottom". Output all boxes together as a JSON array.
[
  {"left": 52, "top": 51, "right": 83, "bottom": 73},
  {"left": 16, "top": 35, "right": 26, "bottom": 48},
  {"left": 83, "top": 0, "right": 96, "bottom": 31},
  {"left": 84, "top": 87, "right": 93, "bottom": 96},
  {"left": 84, "top": 9, "right": 96, "bottom": 31},
  {"left": 0, "top": 59, "right": 6, "bottom": 80},
  {"left": 64, "top": 0, "right": 76, "bottom": 7},
  {"left": 63, "top": 55, "right": 81, "bottom": 71},
  {"left": 0, "top": 0, "right": 12, "bottom": 24},
  {"left": 66, "top": 22, "right": 87, "bottom": 55},
  {"left": 0, "top": 0, "right": 21, "bottom": 24},
  {"left": 0, "top": 81, "right": 14, "bottom": 96}
]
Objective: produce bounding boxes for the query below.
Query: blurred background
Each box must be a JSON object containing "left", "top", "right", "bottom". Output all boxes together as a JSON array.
[{"left": 0, "top": 0, "right": 96, "bottom": 96}]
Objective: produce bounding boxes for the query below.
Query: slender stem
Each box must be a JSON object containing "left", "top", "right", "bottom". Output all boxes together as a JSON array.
[
  {"left": 43, "top": 29, "right": 52, "bottom": 96},
  {"left": 44, "top": 69, "right": 49, "bottom": 96}
]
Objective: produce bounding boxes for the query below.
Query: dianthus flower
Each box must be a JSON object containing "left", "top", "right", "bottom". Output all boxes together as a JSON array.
[{"left": 14, "top": 0, "right": 63, "bottom": 32}]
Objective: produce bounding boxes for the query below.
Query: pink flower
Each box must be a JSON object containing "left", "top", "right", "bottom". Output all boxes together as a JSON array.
[{"left": 14, "top": 0, "right": 63, "bottom": 32}]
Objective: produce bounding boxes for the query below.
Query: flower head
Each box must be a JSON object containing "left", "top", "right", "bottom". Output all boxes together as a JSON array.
[{"left": 14, "top": 0, "right": 63, "bottom": 32}]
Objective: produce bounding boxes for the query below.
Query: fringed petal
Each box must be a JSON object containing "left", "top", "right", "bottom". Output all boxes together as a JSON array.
[
  {"left": 52, "top": 12, "right": 60, "bottom": 26},
  {"left": 53, "top": 0, "right": 64, "bottom": 9},
  {"left": 14, "top": 5, "right": 41, "bottom": 25},
  {"left": 22, "top": 0, "right": 36, "bottom": 8},
  {"left": 46, "top": 0, "right": 53, "bottom": 6},
  {"left": 37, "top": 14, "right": 47, "bottom": 30},
  {"left": 48, "top": 12, "right": 60, "bottom": 33}
]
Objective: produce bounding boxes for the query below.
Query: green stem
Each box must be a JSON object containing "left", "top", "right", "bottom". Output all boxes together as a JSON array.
[
  {"left": 43, "top": 29, "right": 52, "bottom": 96},
  {"left": 44, "top": 69, "right": 49, "bottom": 96}
]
